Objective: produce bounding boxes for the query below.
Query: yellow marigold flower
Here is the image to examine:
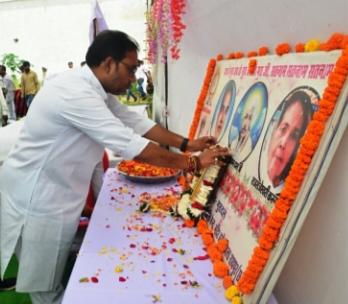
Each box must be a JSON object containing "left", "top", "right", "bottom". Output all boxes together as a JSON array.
[
  {"left": 232, "top": 295, "right": 242, "bottom": 304},
  {"left": 305, "top": 39, "right": 320, "bottom": 52},
  {"left": 225, "top": 285, "right": 239, "bottom": 300},
  {"left": 114, "top": 266, "right": 123, "bottom": 273}
]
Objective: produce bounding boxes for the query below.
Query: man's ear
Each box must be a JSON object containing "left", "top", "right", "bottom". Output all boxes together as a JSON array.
[{"left": 102, "top": 56, "right": 115, "bottom": 73}]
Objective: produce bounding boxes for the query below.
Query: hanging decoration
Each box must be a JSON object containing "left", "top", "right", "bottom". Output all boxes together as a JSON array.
[{"left": 146, "top": 0, "right": 187, "bottom": 63}]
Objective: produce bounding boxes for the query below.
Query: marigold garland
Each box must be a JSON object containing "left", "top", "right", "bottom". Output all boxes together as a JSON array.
[{"left": 188, "top": 59, "right": 216, "bottom": 140}]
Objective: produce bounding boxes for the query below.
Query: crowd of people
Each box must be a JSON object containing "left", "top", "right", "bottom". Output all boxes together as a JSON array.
[{"left": 0, "top": 57, "right": 154, "bottom": 128}]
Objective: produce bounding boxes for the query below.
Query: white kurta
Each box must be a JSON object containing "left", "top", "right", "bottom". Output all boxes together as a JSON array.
[{"left": 0, "top": 66, "right": 155, "bottom": 292}]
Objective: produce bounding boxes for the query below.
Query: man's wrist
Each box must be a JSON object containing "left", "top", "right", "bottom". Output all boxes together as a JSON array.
[{"left": 179, "top": 137, "right": 189, "bottom": 152}]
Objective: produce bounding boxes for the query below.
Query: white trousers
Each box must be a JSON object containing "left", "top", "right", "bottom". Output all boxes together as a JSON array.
[{"left": 30, "top": 284, "right": 64, "bottom": 304}]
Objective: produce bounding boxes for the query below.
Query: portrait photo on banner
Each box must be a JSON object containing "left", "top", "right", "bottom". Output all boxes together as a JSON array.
[
  {"left": 197, "top": 66, "right": 221, "bottom": 137},
  {"left": 209, "top": 79, "right": 236, "bottom": 141},
  {"left": 228, "top": 82, "right": 268, "bottom": 163},
  {"left": 258, "top": 86, "right": 320, "bottom": 193}
]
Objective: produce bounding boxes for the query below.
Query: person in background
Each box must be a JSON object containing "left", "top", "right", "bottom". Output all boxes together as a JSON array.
[
  {"left": 126, "top": 80, "right": 138, "bottom": 102},
  {"left": 21, "top": 61, "right": 39, "bottom": 109},
  {"left": 68, "top": 61, "right": 74, "bottom": 69},
  {"left": 145, "top": 70, "right": 154, "bottom": 95},
  {"left": 41, "top": 67, "right": 48, "bottom": 86},
  {"left": 0, "top": 30, "right": 229, "bottom": 304},
  {"left": 136, "top": 77, "right": 146, "bottom": 99},
  {"left": 80, "top": 61, "right": 86, "bottom": 67},
  {"left": 0, "top": 65, "right": 16, "bottom": 122},
  {"left": 0, "top": 86, "right": 9, "bottom": 126}
]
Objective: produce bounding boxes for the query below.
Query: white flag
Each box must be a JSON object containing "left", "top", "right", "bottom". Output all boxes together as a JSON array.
[{"left": 89, "top": 0, "right": 108, "bottom": 44}]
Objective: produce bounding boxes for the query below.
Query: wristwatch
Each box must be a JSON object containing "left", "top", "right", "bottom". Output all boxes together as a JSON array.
[{"left": 179, "top": 137, "right": 189, "bottom": 152}]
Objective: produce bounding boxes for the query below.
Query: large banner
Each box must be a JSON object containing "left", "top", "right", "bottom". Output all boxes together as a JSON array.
[{"left": 196, "top": 50, "right": 348, "bottom": 303}]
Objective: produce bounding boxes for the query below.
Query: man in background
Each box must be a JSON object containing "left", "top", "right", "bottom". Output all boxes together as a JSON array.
[
  {"left": 0, "top": 65, "right": 16, "bottom": 122},
  {"left": 68, "top": 61, "right": 74, "bottom": 69},
  {"left": 0, "top": 86, "right": 8, "bottom": 127},
  {"left": 21, "top": 61, "right": 39, "bottom": 108}
]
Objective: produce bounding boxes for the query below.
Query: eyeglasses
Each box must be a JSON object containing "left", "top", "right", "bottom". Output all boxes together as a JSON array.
[{"left": 120, "top": 61, "right": 138, "bottom": 76}]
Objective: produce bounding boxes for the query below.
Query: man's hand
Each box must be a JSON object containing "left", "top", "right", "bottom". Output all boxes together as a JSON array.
[
  {"left": 198, "top": 146, "right": 230, "bottom": 168},
  {"left": 187, "top": 136, "right": 216, "bottom": 152}
]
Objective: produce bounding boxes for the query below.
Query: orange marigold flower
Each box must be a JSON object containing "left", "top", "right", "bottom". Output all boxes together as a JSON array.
[
  {"left": 319, "top": 42, "right": 334, "bottom": 51},
  {"left": 217, "top": 239, "right": 229, "bottom": 253},
  {"left": 216, "top": 53, "right": 224, "bottom": 61},
  {"left": 327, "top": 32, "right": 345, "bottom": 49},
  {"left": 213, "top": 260, "right": 229, "bottom": 278},
  {"left": 247, "top": 51, "right": 258, "bottom": 58},
  {"left": 258, "top": 235, "right": 274, "bottom": 250},
  {"left": 202, "top": 233, "right": 214, "bottom": 246},
  {"left": 197, "top": 219, "right": 208, "bottom": 234},
  {"left": 184, "top": 219, "right": 195, "bottom": 228},
  {"left": 275, "top": 43, "right": 291, "bottom": 56},
  {"left": 248, "top": 59, "right": 257, "bottom": 75},
  {"left": 227, "top": 53, "right": 235, "bottom": 59},
  {"left": 207, "top": 246, "right": 223, "bottom": 261},
  {"left": 177, "top": 175, "right": 188, "bottom": 189},
  {"left": 234, "top": 52, "right": 244, "bottom": 59},
  {"left": 258, "top": 46, "right": 269, "bottom": 56},
  {"left": 340, "top": 35, "right": 348, "bottom": 49},
  {"left": 295, "top": 43, "right": 305, "bottom": 53},
  {"left": 223, "top": 276, "right": 233, "bottom": 289}
]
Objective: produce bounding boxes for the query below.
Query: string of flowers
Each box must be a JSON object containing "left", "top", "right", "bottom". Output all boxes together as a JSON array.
[
  {"left": 188, "top": 58, "right": 216, "bottom": 140},
  {"left": 146, "top": 0, "right": 187, "bottom": 63},
  {"left": 186, "top": 33, "right": 348, "bottom": 300}
]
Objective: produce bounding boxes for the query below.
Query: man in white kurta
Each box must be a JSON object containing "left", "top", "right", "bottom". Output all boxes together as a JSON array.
[
  {"left": 0, "top": 65, "right": 16, "bottom": 122},
  {"left": 0, "top": 58, "right": 155, "bottom": 300},
  {"left": 0, "top": 30, "right": 227, "bottom": 304},
  {"left": 0, "top": 88, "right": 9, "bottom": 127}
]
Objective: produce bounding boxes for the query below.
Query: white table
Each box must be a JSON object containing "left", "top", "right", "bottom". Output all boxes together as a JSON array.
[
  {"left": 63, "top": 169, "right": 278, "bottom": 304},
  {"left": 63, "top": 169, "right": 226, "bottom": 304}
]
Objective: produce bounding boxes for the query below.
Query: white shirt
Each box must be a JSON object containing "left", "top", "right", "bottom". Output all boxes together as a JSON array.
[
  {"left": 0, "top": 65, "right": 155, "bottom": 291},
  {"left": 0, "top": 87, "right": 8, "bottom": 117},
  {"left": 1, "top": 75, "right": 15, "bottom": 94}
]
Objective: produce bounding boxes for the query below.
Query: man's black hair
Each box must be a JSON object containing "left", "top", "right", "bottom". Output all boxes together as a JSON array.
[
  {"left": 86, "top": 30, "right": 139, "bottom": 67},
  {"left": 22, "top": 61, "right": 30, "bottom": 67}
]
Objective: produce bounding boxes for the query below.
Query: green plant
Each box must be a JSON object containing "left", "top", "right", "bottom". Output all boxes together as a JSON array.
[
  {"left": 1, "top": 53, "right": 25, "bottom": 88},
  {"left": 1, "top": 53, "right": 23, "bottom": 73}
]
